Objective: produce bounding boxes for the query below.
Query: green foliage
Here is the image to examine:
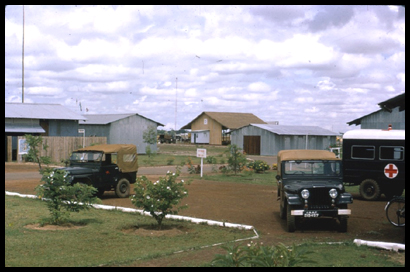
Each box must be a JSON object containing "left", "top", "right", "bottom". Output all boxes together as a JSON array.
[
  {"left": 211, "top": 241, "right": 315, "bottom": 267},
  {"left": 205, "top": 156, "right": 217, "bottom": 164},
  {"left": 225, "top": 144, "right": 247, "bottom": 175},
  {"left": 23, "top": 134, "right": 51, "bottom": 170},
  {"left": 143, "top": 126, "right": 158, "bottom": 144},
  {"left": 143, "top": 126, "right": 158, "bottom": 158},
  {"left": 131, "top": 168, "right": 190, "bottom": 229},
  {"left": 246, "top": 160, "right": 270, "bottom": 173},
  {"left": 5, "top": 196, "right": 253, "bottom": 267},
  {"left": 166, "top": 156, "right": 175, "bottom": 165},
  {"left": 186, "top": 157, "right": 198, "bottom": 174},
  {"left": 35, "top": 169, "right": 100, "bottom": 225},
  {"left": 145, "top": 145, "right": 153, "bottom": 158}
]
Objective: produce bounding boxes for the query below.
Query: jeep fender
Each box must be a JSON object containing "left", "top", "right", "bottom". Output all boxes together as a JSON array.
[
  {"left": 336, "top": 193, "right": 353, "bottom": 205},
  {"left": 284, "top": 192, "right": 303, "bottom": 206}
]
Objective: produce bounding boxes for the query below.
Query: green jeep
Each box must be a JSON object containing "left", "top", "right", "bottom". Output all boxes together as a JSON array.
[
  {"left": 276, "top": 150, "right": 353, "bottom": 232},
  {"left": 57, "top": 144, "right": 138, "bottom": 198}
]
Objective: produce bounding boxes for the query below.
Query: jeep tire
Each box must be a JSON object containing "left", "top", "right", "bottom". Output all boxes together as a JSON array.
[
  {"left": 359, "top": 179, "right": 381, "bottom": 201},
  {"left": 286, "top": 204, "right": 296, "bottom": 232},
  {"left": 115, "top": 178, "right": 130, "bottom": 198},
  {"left": 279, "top": 198, "right": 286, "bottom": 219}
]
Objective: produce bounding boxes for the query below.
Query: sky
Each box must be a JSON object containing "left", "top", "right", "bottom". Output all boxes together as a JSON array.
[{"left": 5, "top": 5, "right": 405, "bottom": 133}]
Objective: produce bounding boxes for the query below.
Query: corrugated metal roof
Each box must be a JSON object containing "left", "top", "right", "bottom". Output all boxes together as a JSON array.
[
  {"left": 5, "top": 103, "right": 86, "bottom": 120},
  {"left": 181, "top": 111, "right": 266, "bottom": 130},
  {"left": 80, "top": 113, "right": 165, "bottom": 126},
  {"left": 5, "top": 123, "right": 46, "bottom": 133},
  {"left": 79, "top": 113, "right": 135, "bottom": 125},
  {"left": 249, "top": 124, "right": 339, "bottom": 136}
]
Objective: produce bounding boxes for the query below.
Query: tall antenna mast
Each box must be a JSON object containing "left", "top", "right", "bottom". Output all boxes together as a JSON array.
[
  {"left": 22, "top": 5, "right": 25, "bottom": 103},
  {"left": 175, "top": 77, "right": 178, "bottom": 131}
]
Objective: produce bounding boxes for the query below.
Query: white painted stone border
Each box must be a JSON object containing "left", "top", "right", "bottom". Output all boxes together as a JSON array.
[
  {"left": 6, "top": 191, "right": 406, "bottom": 257},
  {"left": 5, "top": 191, "right": 259, "bottom": 240}
]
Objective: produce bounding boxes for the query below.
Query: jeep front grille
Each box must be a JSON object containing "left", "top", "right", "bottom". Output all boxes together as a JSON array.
[{"left": 308, "top": 188, "right": 332, "bottom": 209}]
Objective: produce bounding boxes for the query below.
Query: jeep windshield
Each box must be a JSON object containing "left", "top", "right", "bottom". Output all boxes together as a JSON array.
[
  {"left": 284, "top": 160, "right": 341, "bottom": 176},
  {"left": 70, "top": 151, "right": 103, "bottom": 163}
]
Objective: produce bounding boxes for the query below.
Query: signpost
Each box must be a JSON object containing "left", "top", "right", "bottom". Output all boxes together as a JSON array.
[
  {"left": 197, "top": 148, "right": 207, "bottom": 177},
  {"left": 78, "top": 129, "right": 85, "bottom": 147}
]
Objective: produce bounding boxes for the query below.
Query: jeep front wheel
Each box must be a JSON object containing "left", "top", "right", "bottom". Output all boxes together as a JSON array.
[
  {"left": 115, "top": 178, "right": 130, "bottom": 198},
  {"left": 286, "top": 204, "right": 296, "bottom": 232},
  {"left": 359, "top": 179, "right": 381, "bottom": 201}
]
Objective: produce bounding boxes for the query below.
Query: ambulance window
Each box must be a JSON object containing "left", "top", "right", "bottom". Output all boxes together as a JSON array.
[
  {"left": 380, "top": 146, "right": 404, "bottom": 161},
  {"left": 351, "top": 145, "right": 375, "bottom": 160}
]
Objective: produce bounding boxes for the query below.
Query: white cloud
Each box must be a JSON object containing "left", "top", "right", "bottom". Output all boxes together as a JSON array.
[
  {"left": 304, "top": 106, "right": 319, "bottom": 113},
  {"left": 4, "top": 5, "right": 405, "bottom": 133},
  {"left": 248, "top": 82, "right": 271, "bottom": 93}
]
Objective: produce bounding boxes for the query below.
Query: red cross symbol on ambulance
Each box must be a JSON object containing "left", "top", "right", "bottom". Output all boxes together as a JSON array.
[{"left": 384, "top": 163, "right": 398, "bottom": 179}]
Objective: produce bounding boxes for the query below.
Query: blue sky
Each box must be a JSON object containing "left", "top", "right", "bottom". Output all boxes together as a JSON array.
[{"left": 5, "top": 5, "right": 405, "bottom": 133}]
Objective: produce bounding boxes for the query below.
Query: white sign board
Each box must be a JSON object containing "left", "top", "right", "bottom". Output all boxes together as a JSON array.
[
  {"left": 18, "top": 139, "right": 29, "bottom": 154},
  {"left": 78, "top": 129, "right": 85, "bottom": 133},
  {"left": 197, "top": 148, "right": 207, "bottom": 158}
]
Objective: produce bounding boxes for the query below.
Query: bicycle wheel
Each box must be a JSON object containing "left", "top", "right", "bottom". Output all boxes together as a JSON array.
[{"left": 385, "top": 198, "right": 405, "bottom": 227}]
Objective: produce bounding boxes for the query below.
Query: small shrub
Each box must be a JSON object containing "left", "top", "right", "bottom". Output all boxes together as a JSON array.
[
  {"left": 211, "top": 241, "right": 315, "bottom": 267},
  {"left": 186, "top": 157, "right": 197, "bottom": 174},
  {"left": 206, "top": 156, "right": 217, "bottom": 164},
  {"left": 225, "top": 145, "right": 247, "bottom": 175},
  {"left": 246, "top": 160, "right": 270, "bottom": 173},
  {"left": 24, "top": 134, "right": 51, "bottom": 170},
  {"left": 35, "top": 169, "right": 100, "bottom": 225},
  {"left": 131, "top": 168, "right": 190, "bottom": 229},
  {"left": 242, "top": 166, "right": 254, "bottom": 176},
  {"left": 166, "top": 157, "right": 175, "bottom": 165}
]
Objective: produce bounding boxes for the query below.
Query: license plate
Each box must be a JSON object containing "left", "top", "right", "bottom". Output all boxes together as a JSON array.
[{"left": 304, "top": 211, "right": 319, "bottom": 218}]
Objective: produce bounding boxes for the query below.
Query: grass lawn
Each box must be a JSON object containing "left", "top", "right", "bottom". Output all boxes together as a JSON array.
[
  {"left": 6, "top": 195, "right": 404, "bottom": 267},
  {"left": 5, "top": 195, "right": 254, "bottom": 267}
]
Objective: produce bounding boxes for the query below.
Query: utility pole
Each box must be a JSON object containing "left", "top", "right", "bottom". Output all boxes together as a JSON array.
[
  {"left": 22, "top": 5, "right": 25, "bottom": 103},
  {"left": 175, "top": 77, "right": 178, "bottom": 131}
]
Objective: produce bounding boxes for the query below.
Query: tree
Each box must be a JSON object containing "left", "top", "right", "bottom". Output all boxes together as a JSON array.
[
  {"left": 143, "top": 126, "right": 157, "bottom": 157},
  {"left": 131, "top": 167, "right": 189, "bottom": 229},
  {"left": 24, "top": 134, "right": 51, "bottom": 171},
  {"left": 225, "top": 144, "right": 247, "bottom": 175},
  {"left": 35, "top": 169, "right": 100, "bottom": 225}
]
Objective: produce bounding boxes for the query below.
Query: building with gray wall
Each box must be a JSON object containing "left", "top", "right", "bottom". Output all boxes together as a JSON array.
[
  {"left": 5, "top": 102, "right": 86, "bottom": 161},
  {"left": 347, "top": 93, "right": 405, "bottom": 130},
  {"left": 79, "top": 113, "right": 164, "bottom": 154},
  {"left": 231, "top": 123, "right": 338, "bottom": 156}
]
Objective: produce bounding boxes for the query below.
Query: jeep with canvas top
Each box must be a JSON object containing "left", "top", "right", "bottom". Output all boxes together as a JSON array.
[
  {"left": 276, "top": 149, "right": 353, "bottom": 232},
  {"left": 57, "top": 144, "right": 138, "bottom": 198}
]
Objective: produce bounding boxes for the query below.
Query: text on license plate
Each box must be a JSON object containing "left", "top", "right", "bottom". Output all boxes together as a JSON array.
[{"left": 304, "top": 211, "right": 319, "bottom": 218}]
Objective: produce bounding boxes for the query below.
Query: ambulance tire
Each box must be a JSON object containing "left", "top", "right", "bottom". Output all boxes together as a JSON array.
[{"left": 359, "top": 179, "right": 381, "bottom": 201}]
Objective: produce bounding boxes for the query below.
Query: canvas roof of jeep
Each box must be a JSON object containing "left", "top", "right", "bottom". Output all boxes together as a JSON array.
[
  {"left": 277, "top": 149, "right": 339, "bottom": 176},
  {"left": 76, "top": 144, "right": 138, "bottom": 173},
  {"left": 278, "top": 149, "right": 339, "bottom": 161}
]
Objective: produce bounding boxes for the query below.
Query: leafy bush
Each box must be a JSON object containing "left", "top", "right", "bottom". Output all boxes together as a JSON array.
[
  {"left": 186, "top": 157, "right": 199, "bottom": 174},
  {"left": 225, "top": 144, "right": 247, "bottom": 175},
  {"left": 24, "top": 134, "right": 51, "bottom": 171},
  {"left": 211, "top": 241, "right": 315, "bottom": 267},
  {"left": 131, "top": 168, "right": 190, "bottom": 229},
  {"left": 35, "top": 169, "right": 100, "bottom": 225},
  {"left": 206, "top": 156, "right": 217, "bottom": 164},
  {"left": 166, "top": 156, "right": 175, "bottom": 165},
  {"left": 246, "top": 160, "right": 270, "bottom": 173}
]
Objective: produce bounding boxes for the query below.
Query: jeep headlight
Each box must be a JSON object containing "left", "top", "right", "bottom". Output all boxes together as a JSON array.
[
  {"left": 329, "top": 188, "right": 338, "bottom": 199},
  {"left": 301, "top": 189, "right": 310, "bottom": 199}
]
